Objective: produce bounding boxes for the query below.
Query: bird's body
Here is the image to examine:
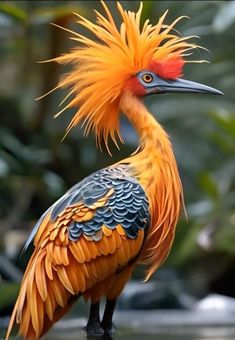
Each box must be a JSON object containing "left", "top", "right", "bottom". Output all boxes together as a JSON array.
[{"left": 6, "top": 2, "right": 222, "bottom": 339}]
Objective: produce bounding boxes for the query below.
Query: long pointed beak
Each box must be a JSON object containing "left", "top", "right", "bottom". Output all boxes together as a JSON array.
[{"left": 147, "top": 77, "right": 223, "bottom": 96}]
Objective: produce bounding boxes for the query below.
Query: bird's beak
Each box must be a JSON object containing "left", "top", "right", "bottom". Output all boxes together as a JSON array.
[{"left": 147, "top": 77, "right": 223, "bottom": 96}]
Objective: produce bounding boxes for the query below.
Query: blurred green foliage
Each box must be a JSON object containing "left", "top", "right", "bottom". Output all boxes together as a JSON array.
[{"left": 0, "top": 1, "right": 234, "bottom": 295}]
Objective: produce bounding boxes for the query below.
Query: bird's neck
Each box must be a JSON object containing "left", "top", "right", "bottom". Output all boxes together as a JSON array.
[
  {"left": 119, "top": 92, "right": 175, "bottom": 171},
  {"left": 119, "top": 90, "right": 183, "bottom": 209},
  {"left": 119, "top": 92, "right": 184, "bottom": 278}
]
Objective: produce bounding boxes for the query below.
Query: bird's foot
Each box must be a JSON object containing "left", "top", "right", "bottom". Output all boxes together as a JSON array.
[
  {"left": 84, "top": 323, "right": 104, "bottom": 338},
  {"left": 101, "top": 323, "right": 116, "bottom": 339}
]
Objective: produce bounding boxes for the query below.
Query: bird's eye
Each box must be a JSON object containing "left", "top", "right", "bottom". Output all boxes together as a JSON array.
[{"left": 142, "top": 73, "right": 153, "bottom": 83}]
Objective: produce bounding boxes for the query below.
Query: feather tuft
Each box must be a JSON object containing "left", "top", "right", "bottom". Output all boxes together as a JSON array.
[{"left": 41, "top": 2, "right": 201, "bottom": 150}]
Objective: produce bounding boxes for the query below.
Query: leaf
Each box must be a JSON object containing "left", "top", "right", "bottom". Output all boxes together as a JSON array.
[
  {"left": 198, "top": 172, "right": 219, "bottom": 200},
  {"left": 0, "top": 3, "right": 27, "bottom": 22},
  {"left": 43, "top": 171, "right": 65, "bottom": 197},
  {"left": 0, "top": 158, "right": 9, "bottom": 177},
  {"left": 187, "top": 199, "right": 213, "bottom": 218},
  {"left": 30, "top": 5, "right": 86, "bottom": 25},
  {"left": 210, "top": 109, "right": 235, "bottom": 139},
  {"left": 0, "top": 282, "right": 20, "bottom": 309},
  {"left": 213, "top": 2, "right": 235, "bottom": 32}
]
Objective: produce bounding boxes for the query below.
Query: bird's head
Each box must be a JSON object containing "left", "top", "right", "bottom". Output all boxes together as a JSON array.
[{"left": 49, "top": 1, "right": 222, "bottom": 149}]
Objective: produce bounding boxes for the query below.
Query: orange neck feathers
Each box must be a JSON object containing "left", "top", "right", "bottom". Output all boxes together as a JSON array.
[
  {"left": 119, "top": 91, "right": 183, "bottom": 280},
  {"left": 120, "top": 92, "right": 170, "bottom": 151}
]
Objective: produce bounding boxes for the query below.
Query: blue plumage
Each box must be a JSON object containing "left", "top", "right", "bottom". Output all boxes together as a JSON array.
[
  {"left": 53, "top": 165, "right": 150, "bottom": 240},
  {"left": 23, "top": 165, "right": 150, "bottom": 252}
]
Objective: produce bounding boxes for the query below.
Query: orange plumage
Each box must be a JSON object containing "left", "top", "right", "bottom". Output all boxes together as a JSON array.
[{"left": 6, "top": 1, "right": 222, "bottom": 339}]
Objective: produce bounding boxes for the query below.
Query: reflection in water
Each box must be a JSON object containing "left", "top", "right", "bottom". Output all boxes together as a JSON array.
[{"left": 45, "top": 327, "right": 235, "bottom": 340}]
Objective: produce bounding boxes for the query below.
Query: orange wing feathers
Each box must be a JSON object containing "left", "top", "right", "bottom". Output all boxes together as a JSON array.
[
  {"left": 6, "top": 167, "right": 149, "bottom": 339},
  {"left": 6, "top": 207, "right": 145, "bottom": 339}
]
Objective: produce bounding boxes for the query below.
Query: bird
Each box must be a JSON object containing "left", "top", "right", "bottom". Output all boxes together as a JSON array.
[{"left": 6, "top": 1, "right": 222, "bottom": 339}]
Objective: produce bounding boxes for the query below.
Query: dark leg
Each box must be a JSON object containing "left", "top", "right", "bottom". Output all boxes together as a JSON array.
[
  {"left": 101, "top": 299, "right": 117, "bottom": 338},
  {"left": 86, "top": 301, "right": 104, "bottom": 337}
]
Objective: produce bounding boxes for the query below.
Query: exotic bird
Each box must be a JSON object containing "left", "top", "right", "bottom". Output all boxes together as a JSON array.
[{"left": 6, "top": 2, "right": 222, "bottom": 339}]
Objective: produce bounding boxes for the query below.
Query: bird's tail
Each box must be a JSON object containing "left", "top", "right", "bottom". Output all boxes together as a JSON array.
[{"left": 5, "top": 248, "right": 78, "bottom": 340}]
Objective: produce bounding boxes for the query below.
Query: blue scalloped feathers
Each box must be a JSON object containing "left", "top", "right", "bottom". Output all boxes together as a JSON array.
[
  {"left": 51, "top": 165, "right": 150, "bottom": 241},
  {"left": 22, "top": 165, "right": 150, "bottom": 252}
]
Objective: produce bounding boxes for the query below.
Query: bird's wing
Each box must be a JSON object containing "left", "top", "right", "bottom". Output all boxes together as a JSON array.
[
  {"left": 35, "top": 165, "right": 150, "bottom": 246},
  {"left": 6, "top": 166, "right": 150, "bottom": 339}
]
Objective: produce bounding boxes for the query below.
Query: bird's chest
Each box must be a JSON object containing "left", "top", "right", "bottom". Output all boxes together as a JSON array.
[
  {"left": 139, "top": 156, "right": 182, "bottom": 237},
  {"left": 136, "top": 157, "right": 182, "bottom": 267}
]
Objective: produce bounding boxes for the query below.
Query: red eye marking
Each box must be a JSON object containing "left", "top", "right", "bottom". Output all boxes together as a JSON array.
[
  {"left": 125, "top": 76, "right": 146, "bottom": 96},
  {"left": 149, "top": 56, "right": 185, "bottom": 80}
]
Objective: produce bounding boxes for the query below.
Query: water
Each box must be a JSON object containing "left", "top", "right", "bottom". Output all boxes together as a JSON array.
[
  {"left": 46, "top": 327, "right": 235, "bottom": 340},
  {"left": 2, "top": 310, "right": 235, "bottom": 340},
  {"left": 44, "top": 310, "right": 235, "bottom": 340}
]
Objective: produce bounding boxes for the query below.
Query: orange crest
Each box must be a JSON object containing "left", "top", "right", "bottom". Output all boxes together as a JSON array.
[{"left": 46, "top": 1, "right": 200, "bottom": 149}]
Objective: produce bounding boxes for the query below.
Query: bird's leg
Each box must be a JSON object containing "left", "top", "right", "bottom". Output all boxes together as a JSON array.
[
  {"left": 101, "top": 299, "right": 117, "bottom": 337},
  {"left": 86, "top": 301, "right": 104, "bottom": 337}
]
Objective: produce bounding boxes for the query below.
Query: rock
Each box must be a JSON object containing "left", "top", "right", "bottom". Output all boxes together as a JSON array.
[
  {"left": 195, "top": 293, "right": 235, "bottom": 312},
  {"left": 118, "top": 279, "right": 196, "bottom": 310}
]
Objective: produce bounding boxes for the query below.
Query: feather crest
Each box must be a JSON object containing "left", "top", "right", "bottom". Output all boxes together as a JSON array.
[{"left": 46, "top": 1, "right": 199, "bottom": 149}]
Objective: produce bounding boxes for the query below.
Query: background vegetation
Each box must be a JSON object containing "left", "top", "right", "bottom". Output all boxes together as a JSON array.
[{"left": 0, "top": 0, "right": 235, "bottom": 319}]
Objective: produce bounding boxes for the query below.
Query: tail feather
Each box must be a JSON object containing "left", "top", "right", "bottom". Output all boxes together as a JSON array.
[
  {"left": 6, "top": 251, "right": 76, "bottom": 339},
  {"left": 5, "top": 249, "right": 78, "bottom": 340},
  {"left": 41, "top": 294, "right": 79, "bottom": 338},
  {"left": 19, "top": 302, "right": 30, "bottom": 337}
]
